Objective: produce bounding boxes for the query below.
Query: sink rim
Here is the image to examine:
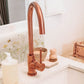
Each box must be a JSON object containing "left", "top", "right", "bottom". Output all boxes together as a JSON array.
[{"left": 0, "top": 55, "right": 84, "bottom": 83}]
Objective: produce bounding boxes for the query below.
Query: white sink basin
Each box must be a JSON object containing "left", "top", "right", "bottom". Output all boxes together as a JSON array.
[
  {"left": 0, "top": 56, "right": 84, "bottom": 84},
  {"left": 39, "top": 68, "right": 84, "bottom": 84},
  {"left": 18, "top": 56, "right": 84, "bottom": 84}
]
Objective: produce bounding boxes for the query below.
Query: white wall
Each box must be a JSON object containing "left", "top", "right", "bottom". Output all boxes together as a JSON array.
[
  {"left": 45, "top": 0, "right": 84, "bottom": 55},
  {"left": 8, "top": 0, "right": 26, "bottom": 23}
]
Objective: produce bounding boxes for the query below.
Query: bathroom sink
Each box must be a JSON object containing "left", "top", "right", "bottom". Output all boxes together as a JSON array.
[
  {"left": 18, "top": 56, "right": 84, "bottom": 84},
  {"left": 0, "top": 56, "right": 84, "bottom": 84},
  {"left": 38, "top": 68, "right": 84, "bottom": 84},
  {"left": 19, "top": 66, "right": 84, "bottom": 84}
]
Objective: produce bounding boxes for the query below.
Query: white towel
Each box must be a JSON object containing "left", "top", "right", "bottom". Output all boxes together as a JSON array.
[{"left": 45, "top": 0, "right": 64, "bottom": 16}]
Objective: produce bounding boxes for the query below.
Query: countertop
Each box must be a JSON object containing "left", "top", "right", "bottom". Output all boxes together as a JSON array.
[
  {"left": 19, "top": 55, "right": 84, "bottom": 84},
  {"left": 62, "top": 55, "right": 84, "bottom": 63}
]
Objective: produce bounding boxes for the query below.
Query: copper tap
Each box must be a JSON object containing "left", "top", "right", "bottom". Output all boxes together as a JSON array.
[{"left": 27, "top": 2, "right": 45, "bottom": 76}]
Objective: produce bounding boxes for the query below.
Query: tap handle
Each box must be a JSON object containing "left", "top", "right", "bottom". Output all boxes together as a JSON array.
[{"left": 40, "top": 48, "right": 42, "bottom": 64}]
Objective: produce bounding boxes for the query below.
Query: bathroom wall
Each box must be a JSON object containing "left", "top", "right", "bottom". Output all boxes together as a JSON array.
[
  {"left": 25, "top": 0, "right": 84, "bottom": 55},
  {"left": 45, "top": 0, "right": 84, "bottom": 55}
]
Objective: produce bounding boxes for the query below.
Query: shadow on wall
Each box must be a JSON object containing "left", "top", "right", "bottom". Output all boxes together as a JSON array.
[{"left": 61, "top": 37, "right": 84, "bottom": 56}]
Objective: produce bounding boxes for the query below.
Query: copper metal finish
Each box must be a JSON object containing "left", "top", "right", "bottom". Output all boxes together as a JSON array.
[
  {"left": 73, "top": 42, "right": 84, "bottom": 58},
  {"left": 40, "top": 48, "right": 42, "bottom": 64},
  {"left": 27, "top": 2, "right": 45, "bottom": 76}
]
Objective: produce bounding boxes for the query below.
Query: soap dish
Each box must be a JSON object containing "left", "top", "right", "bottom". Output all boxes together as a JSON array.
[{"left": 43, "top": 59, "right": 59, "bottom": 68}]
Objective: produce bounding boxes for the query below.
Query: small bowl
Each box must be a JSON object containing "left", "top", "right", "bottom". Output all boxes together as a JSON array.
[{"left": 34, "top": 47, "right": 47, "bottom": 62}]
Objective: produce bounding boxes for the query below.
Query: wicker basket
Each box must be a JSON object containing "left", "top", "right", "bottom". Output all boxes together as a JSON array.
[{"left": 34, "top": 47, "right": 47, "bottom": 62}]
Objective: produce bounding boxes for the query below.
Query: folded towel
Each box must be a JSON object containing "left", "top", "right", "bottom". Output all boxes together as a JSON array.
[{"left": 45, "top": 0, "right": 64, "bottom": 16}]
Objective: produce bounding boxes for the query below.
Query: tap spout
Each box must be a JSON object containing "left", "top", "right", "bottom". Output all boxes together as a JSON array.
[{"left": 27, "top": 2, "right": 45, "bottom": 76}]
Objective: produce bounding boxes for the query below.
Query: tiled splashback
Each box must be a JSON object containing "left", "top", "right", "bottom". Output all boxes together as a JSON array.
[{"left": 0, "top": 27, "right": 45, "bottom": 63}]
